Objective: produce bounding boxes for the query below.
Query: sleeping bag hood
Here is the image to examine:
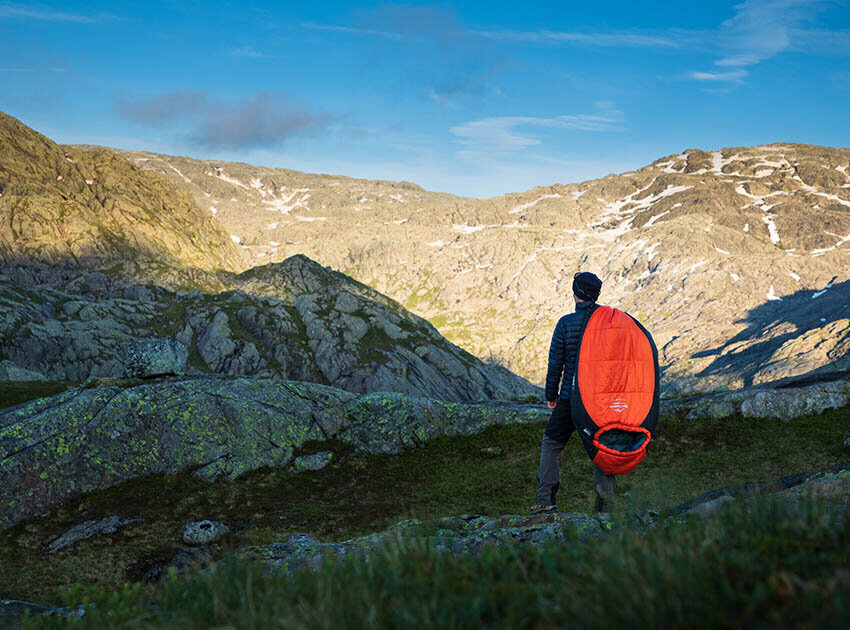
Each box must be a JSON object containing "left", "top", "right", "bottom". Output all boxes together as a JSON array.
[{"left": 570, "top": 304, "right": 660, "bottom": 476}]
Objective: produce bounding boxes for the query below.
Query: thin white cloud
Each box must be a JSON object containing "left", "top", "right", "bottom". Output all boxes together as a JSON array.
[
  {"left": 688, "top": 0, "right": 835, "bottom": 82},
  {"left": 470, "top": 29, "right": 679, "bottom": 48},
  {"left": 222, "top": 46, "right": 269, "bottom": 59},
  {"left": 450, "top": 103, "right": 624, "bottom": 154},
  {"left": 301, "top": 20, "right": 401, "bottom": 40},
  {"left": 689, "top": 69, "right": 748, "bottom": 83},
  {"left": 302, "top": 17, "right": 678, "bottom": 49},
  {"left": 0, "top": 2, "right": 97, "bottom": 22}
]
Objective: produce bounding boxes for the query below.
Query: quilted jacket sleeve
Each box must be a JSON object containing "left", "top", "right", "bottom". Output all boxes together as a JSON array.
[{"left": 545, "top": 318, "right": 566, "bottom": 402}]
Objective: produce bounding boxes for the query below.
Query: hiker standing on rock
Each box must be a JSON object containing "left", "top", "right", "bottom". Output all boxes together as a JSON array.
[{"left": 531, "top": 271, "right": 616, "bottom": 514}]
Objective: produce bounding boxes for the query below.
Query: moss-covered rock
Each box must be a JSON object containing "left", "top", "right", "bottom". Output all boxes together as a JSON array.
[{"left": 0, "top": 376, "right": 547, "bottom": 530}]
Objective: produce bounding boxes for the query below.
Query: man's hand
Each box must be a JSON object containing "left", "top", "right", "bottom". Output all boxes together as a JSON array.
[{"left": 547, "top": 400, "right": 557, "bottom": 409}]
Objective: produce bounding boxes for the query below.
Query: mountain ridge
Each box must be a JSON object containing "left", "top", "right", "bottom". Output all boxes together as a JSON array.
[
  {"left": 107, "top": 137, "right": 850, "bottom": 392},
  {"left": 2, "top": 112, "right": 849, "bottom": 393}
]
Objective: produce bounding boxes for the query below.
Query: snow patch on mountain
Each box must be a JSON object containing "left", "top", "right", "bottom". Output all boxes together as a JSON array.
[
  {"left": 509, "top": 193, "right": 561, "bottom": 215},
  {"left": 453, "top": 224, "right": 487, "bottom": 234}
]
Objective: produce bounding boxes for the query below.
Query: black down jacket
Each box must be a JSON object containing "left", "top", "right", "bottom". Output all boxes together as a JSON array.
[{"left": 544, "top": 301, "right": 596, "bottom": 402}]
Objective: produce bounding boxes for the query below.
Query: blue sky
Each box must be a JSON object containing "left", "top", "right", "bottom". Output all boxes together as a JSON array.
[{"left": 2, "top": 1, "right": 849, "bottom": 197}]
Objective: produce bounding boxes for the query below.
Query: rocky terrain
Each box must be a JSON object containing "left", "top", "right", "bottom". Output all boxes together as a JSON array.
[
  {"left": 249, "top": 466, "right": 850, "bottom": 576},
  {"left": 2, "top": 111, "right": 849, "bottom": 395},
  {"left": 113, "top": 142, "right": 850, "bottom": 392},
  {"left": 2, "top": 372, "right": 846, "bottom": 532},
  {"left": 0, "top": 254, "right": 537, "bottom": 401},
  {"left": 0, "top": 376, "right": 548, "bottom": 530},
  {"left": 0, "top": 113, "right": 247, "bottom": 286}
]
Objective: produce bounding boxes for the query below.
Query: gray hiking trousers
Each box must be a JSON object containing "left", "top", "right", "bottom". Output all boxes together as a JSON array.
[{"left": 536, "top": 401, "right": 617, "bottom": 507}]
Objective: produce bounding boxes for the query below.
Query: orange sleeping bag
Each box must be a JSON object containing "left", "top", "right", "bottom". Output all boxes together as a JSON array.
[{"left": 570, "top": 305, "right": 660, "bottom": 475}]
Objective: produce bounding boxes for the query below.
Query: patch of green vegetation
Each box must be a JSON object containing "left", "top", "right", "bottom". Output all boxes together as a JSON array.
[
  {"left": 510, "top": 394, "right": 543, "bottom": 403},
  {"left": 15, "top": 495, "right": 850, "bottom": 628},
  {"left": 358, "top": 325, "right": 396, "bottom": 365},
  {"left": 404, "top": 283, "right": 441, "bottom": 312},
  {"left": 0, "top": 404, "right": 848, "bottom": 611},
  {"left": 0, "top": 381, "right": 77, "bottom": 411},
  {"left": 428, "top": 314, "right": 448, "bottom": 328}
]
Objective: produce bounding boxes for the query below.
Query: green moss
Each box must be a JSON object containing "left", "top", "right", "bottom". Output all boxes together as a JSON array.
[{"left": 429, "top": 314, "right": 448, "bottom": 328}]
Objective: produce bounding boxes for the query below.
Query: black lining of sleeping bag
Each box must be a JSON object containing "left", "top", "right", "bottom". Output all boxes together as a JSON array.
[{"left": 598, "top": 429, "right": 647, "bottom": 453}]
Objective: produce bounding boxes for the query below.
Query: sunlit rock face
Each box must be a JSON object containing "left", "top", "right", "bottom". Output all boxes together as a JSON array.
[{"left": 117, "top": 142, "right": 850, "bottom": 392}]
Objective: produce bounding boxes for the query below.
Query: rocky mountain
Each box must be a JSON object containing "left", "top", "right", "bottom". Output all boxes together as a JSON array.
[
  {"left": 112, "top": 142, "right": 850, "bottom": 392},
  {"left": 0, "top": 113, "right": 247, "bottom": 286},
  {"left": 2, "top": 112, "right": 848, "bottom": 393},
  {"left": 0, "top": 254, "right": 538, "bottom": 401}
]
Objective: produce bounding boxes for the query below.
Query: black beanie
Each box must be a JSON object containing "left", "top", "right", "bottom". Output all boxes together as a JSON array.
[{"left": 573, "top": 272, "right": 602, "bottom": 302}]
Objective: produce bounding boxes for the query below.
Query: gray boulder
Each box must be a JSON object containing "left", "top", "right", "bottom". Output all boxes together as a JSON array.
[
  {"left": 248, "top": 512, "right": 606, "bottom": 576},
  {"left": 123, "top": 338, "right": 188, "bottom": 378},
  {"left": 183, "top": 520, "right": 230, "bottom": 546},
  {"left": 661, "top": 378, "right": 850, "bottom": 420}
]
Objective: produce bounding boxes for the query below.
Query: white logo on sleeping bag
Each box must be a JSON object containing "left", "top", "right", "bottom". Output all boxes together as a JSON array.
[{"left": 610, "top": 399, "right": 628, "bottom": 413}]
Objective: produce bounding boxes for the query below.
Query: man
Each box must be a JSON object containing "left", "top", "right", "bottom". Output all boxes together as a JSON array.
[{"left": 530, "top": 271, "right": 617, "bottom": 515}]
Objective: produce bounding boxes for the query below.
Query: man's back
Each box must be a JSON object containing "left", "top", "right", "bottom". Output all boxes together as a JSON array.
[{"left": 545, "top": 301, "right": 596, "bottom": 403}]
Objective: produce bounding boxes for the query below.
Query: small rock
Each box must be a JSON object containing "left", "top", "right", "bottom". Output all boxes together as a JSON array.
[
  {"left": 480, "top": 446, "right": 503, "bottom": 457},
  {"left": 844, "top": 437, "right": 850, "bottom": 449},
  {"left": 183, "top": 520, "right": 230, "bottom": 546},
  {"left": 292, "top": 451, "right": 334, "bottom": 473},
  {"left": 49, "top": 515, "right": 135, "bottom": 553}
]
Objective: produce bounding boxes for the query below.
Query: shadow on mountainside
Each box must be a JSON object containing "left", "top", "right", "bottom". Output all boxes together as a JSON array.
[{"left": 691, "top": 276, "right": 850, "bottom": 387}]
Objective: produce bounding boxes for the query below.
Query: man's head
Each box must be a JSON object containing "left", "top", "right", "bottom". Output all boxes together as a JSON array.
[{"left": 573, "top": 272, "right": 602, "bottom": 302}]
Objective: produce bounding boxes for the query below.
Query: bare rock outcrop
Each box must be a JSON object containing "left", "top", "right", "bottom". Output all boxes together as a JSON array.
[{"left": 0, "top": 256, "right": 540, "bottom": 402}]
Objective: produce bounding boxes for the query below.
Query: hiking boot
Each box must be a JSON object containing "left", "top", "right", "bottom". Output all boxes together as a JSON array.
[
  {"left": 594, "top": 495, "right": 610, "bottom": 514},
  {"left": 530, "top": 504, "right": 557, "bottom": 515}
]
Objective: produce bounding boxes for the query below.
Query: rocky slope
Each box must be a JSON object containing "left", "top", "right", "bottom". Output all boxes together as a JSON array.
[
  {"left": 0, "top": 255, "right": 538, "bottom": 400},
  {"left": 113, "top": 143, "right": 850, "bottom": 392},
  {"left": 0, "top": 113, "right": 246, "bottom": 283},
  {"left": 2, "top": 113, "right": 848, "bottom": 392}
]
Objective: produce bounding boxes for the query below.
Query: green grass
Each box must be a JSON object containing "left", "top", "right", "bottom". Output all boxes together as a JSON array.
[
  {"left": 0, "top": 381, "right": 77, "bottom": 411},
  {"left": 13, "top": 494, "right": 850, "bottom": 629},
  {"left": 1, "top": 404, "right": 848, "bottom": 621}
]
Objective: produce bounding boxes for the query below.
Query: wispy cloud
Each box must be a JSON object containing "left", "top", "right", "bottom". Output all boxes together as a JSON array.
[
  {"left": 221, "top": 46, "right": 270, "bottom": 59},
  {"left": 688, "top": 0, "right": 836, "bottom": 83},
  {"left": 470, "top": 28, "right": 680, "bottom": 48},
  {"left": 303, "top": 15, "right": 679, "bottom": 50},
  {"left": 0, "top": 2, "right": 99, "bottom": 23},
  {"left": 426, "top": 63, "right": 513, "bottom": 108},
  {"left": 450, "top": 102, "right": 624, "bottom": 154},
  {"left": 688, "top": 69, "right": 748, "bottom": 83},
  {"left": 301, "top": 20, "right": 401, "bottom": 40},
  {"left": 115, "top": 91, "right": 332, "bottom": 150}
]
